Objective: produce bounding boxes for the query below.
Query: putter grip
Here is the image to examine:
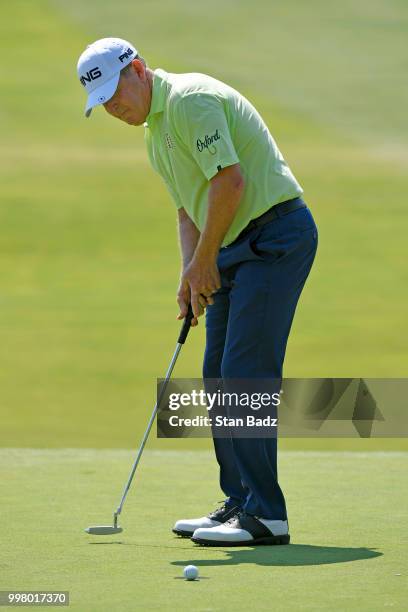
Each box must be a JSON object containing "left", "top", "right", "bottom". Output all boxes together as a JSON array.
[{"left": 177, "top": 304, "right": 194, "bottom": 344}]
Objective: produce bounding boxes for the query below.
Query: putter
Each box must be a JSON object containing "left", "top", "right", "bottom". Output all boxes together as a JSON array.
[{"left": 85, "top": 305, "right": 194, "bottom": 535}]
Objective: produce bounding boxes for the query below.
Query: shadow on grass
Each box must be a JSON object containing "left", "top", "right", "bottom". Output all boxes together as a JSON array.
[
  {"left": 171, "top": 544, "right": 382, "bottom": 567},
  {"left": 173, "top": 576, "right": 210, "bottom": 580},
  {"left": 85, "top": 541, "right": 383, "bottom": 566}
]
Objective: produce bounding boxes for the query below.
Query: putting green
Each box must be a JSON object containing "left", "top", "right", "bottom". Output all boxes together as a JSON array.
[{"left": 1, "top": 449, "right": 406, "bottom": 610}]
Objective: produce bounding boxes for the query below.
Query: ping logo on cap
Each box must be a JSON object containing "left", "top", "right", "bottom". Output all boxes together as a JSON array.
[
  {"left": 118, "top": 48, "right": 134, "bottom": 63},
  {"left": 80, "top": 66, "right": 102, "bottom": 87}
]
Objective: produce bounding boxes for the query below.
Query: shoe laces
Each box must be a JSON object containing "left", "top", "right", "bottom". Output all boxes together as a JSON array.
[{"left": 224, "top": 510, "right": 245, "bottom": 527}]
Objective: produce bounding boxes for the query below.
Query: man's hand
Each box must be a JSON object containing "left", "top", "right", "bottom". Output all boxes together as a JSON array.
[
  {"left": 177, "top": 257, "right": 221, "bottom": 325},
  {"left": 177, "top": 276, "right": 198, "bottom": 326}
]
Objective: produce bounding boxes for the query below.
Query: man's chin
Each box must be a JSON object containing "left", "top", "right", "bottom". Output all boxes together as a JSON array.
[{"left": 121, "top": 116, "right": 141, "bottom": 126}]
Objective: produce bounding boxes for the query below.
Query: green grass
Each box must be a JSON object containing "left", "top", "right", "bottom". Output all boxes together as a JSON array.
[
  {"left": 0, "top": 0, "right": 407, "bottom": 449},
  {"left": 1, "top": 448, "right": 407, "bottom": 611},
  {"left": 1, "top": 3, "right": 406, "bottom": 609}
]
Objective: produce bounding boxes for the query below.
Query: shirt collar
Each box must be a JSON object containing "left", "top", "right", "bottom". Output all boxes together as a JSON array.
[{"left": 145, "top": 68, "right": 168, "bottom": 124}]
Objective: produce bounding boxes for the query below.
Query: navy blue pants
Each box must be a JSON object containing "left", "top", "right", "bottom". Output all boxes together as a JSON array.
[{"left": 203, "top": 202, "right": 318, "bottom": 519}]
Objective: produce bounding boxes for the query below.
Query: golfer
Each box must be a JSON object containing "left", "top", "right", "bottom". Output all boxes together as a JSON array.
[{"left": 77, "top": 38, "right": 318, "bottom": 546}]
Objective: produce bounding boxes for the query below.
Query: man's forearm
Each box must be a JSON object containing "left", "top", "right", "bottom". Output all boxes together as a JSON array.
[
  {"left": 178, "top": 213, "right": 201, "bottom": 270},
  {"left": 194, "top": 166, "right": 244, "bottom": 262},
  {"left": 177, "top": 165, "right": 244, "bottom": 321}
]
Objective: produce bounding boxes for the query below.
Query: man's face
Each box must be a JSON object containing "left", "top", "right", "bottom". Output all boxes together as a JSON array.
[{"left": 103, "top": 61, "right": 150, "bottom": 126}]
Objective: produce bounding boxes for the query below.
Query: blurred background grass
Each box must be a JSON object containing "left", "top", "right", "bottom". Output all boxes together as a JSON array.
[{"left": 0, "top": 0, "right": 407, "bottom": 449}]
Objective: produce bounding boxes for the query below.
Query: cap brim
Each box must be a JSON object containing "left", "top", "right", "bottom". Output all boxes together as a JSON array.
[{"left": 84, "top": 72, "right": 120, "bottom": 118}]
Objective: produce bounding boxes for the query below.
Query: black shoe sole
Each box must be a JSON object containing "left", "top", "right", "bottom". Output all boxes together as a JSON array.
[
  {"left": 173, "top": 528, "right": 194, "bottom": 538},
  {"left": 191, "top": 534, "right": 290, "bottom": 547}
]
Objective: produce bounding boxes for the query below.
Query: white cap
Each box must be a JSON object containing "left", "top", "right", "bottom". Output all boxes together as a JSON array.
[{"left": 77, "top": 37, "right": 138, "bottom": 117}]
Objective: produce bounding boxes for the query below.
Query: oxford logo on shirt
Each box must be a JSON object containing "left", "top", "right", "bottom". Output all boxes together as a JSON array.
[{"left": 196, "top": 129, "right": 220, "bottom": 154}]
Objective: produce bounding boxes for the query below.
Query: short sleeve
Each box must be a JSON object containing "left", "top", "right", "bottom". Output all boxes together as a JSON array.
[
  {"left": 163, "top": 177, "right": 183, "bottom": 209},
  {"left": 173, "top": 93, "right": 240, "bottom": 180}
]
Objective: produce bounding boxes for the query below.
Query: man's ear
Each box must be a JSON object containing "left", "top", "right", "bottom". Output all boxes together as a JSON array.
[{"left": 131, "top": 58, "right": 146, "bottom": 79}]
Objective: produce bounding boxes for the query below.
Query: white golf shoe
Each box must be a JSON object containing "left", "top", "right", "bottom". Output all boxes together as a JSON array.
[
  {"left": 173, "top": 503, "right": 241, "bottom": 537},
  {"left": 192, "top": 511, "right": 290, "bottom": 546}
]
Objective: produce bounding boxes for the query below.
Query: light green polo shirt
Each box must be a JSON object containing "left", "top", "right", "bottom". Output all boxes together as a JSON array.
[{"left": 144, "top": 69, "right": 303, "bottom": 247}]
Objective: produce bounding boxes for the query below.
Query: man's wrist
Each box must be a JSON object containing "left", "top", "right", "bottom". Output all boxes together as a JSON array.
[{"left": 194, "top": 237, "right": 220, "bottom": 263}]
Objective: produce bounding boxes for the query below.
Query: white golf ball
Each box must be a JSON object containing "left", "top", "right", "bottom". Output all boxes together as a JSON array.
[{"left": 183, "top": 565, "right": 199, "bottom": 581}]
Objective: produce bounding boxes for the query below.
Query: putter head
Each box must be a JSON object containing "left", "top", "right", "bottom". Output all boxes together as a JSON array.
[{"left": 85, "top": 525, "right": 123, "bottom": 535}]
